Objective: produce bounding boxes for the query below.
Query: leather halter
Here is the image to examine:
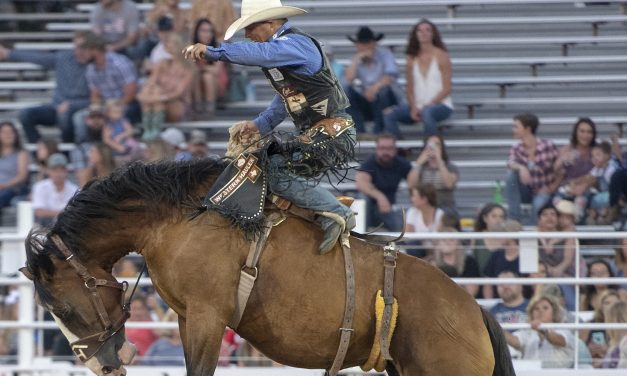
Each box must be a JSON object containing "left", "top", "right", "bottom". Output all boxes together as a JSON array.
[{"left": 50, "top": 235, "right": 130, "bottom": 362}]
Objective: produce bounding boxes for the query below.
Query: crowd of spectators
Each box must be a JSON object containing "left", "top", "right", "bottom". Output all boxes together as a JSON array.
[{"left": 0, "top": 1, "right": 625, "bottom": 370}]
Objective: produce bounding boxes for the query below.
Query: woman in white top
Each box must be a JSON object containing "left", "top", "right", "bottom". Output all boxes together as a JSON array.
[
  {"left": 405, "top": 184, "right": 444, "bottom": 259},
  {"left": 505, "top": 294, "right": 575, "bottom": 368},
  {"left": 406, "top": 183, "right": 444, "bottom": 233},
  {"left": 384, "top": 19, "right": 453, "bottom": 139}
]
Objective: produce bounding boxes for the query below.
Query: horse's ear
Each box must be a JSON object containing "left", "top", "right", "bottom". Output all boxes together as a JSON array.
[{"left": 19, "top": 267, "right": 34, "bottom": 281}]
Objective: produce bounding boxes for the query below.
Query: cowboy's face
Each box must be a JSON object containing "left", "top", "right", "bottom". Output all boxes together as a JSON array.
[{"left": 244, "top": 21, "right": 273, "bottom": 42}]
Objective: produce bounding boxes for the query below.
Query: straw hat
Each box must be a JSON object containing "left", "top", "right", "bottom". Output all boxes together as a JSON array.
[{"left": 224, "top": 0, "right": 307, "bottom": 41}]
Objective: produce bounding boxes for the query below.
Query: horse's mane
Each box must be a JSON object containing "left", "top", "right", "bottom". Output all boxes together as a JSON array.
[{"left": 24, "top": 158, "right": 228, "bottom": 301}]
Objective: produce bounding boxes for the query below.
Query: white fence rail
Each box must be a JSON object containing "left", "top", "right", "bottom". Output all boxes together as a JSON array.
[{"left": 1, "top": 201, "right": 626, "bottom": 375}]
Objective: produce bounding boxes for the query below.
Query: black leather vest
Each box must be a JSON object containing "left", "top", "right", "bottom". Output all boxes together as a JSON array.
[{"left": 261, "top": 28, "right": 349, "bottom": 133}]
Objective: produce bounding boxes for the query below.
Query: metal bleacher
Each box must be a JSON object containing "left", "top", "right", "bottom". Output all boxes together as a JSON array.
[{"left": 1, "top": 0, "right": 627, "bottom": 219}]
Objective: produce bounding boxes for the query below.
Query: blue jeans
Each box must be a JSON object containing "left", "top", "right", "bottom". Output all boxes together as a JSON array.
[
  {"left": 345, "top": 85, "right": 398, "bottom": 134},
  {"left": 18, "top": 102, "right": 85, "bottom": 143},
  {"left": 505, "top": 170, "right": 552, "bottom": 224},
  {"left": 365, "top": 197, "right": 404, "bottom": 231},
  {"left": 384, "top": 102, "right": 453, "bottom": 138},
  {"left": 267, "top": 154, "right": 352, "bottom": 229}
]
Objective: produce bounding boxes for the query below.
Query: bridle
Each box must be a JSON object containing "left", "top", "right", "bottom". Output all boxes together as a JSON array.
[{"left": 50, "top": 235, "right": 142, "bottom": 362}]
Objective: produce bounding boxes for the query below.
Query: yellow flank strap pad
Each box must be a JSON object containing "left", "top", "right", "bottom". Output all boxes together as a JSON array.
[{"left": 361, "top": 290, "right": 398, "bottom": 372}]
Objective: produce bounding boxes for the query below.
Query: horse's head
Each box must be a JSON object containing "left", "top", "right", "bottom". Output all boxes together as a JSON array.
[{"left": 21, "top": 232, "right": 136, "bottom": 375}]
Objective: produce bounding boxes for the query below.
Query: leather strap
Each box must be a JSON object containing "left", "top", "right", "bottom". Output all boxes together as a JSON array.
[
  {"left": 50, "top": 234, "right": 130, "bottom": 362},
  {"left": 379, "top": 243, "right": 398, "bottom": 360},
  {"left": 229, "top": 214, "right": 278, "bottom": 329},
  {"left": 327, "top": 232, "right": 355, "bottom": 376}
]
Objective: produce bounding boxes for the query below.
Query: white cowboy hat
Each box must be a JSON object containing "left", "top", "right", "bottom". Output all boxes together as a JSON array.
[{"left": 224, "top": 0, "right": 307, "bottom": 41}]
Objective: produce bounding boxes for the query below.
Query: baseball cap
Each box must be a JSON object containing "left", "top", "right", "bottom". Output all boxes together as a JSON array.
[
  {"left": 160, "top": 127, "right": 186, "bottom": 149},
  {"left": 47, "top": 153, "right": 68, "bottom": 168},
  {"left": 188, "top": 130, "right": 207, "bottom": 145}
]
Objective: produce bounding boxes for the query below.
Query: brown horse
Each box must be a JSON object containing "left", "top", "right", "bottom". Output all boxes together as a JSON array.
[{"left": 20, "top": 159, "right": 514, "bottom": 376}]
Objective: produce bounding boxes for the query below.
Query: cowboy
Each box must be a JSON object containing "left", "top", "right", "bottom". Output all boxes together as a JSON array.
[
  {"left": 344, "top": 26, "right": 401, "bottom": 138},
  {"left": 183, "top": 0, "right": 356, "bottom": 254}
]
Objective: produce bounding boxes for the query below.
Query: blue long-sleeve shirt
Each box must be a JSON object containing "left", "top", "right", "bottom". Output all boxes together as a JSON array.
[
  {"left": 205, "top": 22, "right": 322, "bottom": 135},
  {"left": 8, "top": 49, "right": 90, "bottom": 107}
]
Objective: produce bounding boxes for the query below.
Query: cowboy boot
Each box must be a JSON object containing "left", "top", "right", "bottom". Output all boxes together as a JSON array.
[
  {"left": 151, "top": 110, "right": 165, "bottom": 139},
  {"left": 318, "top": 211, "right": 356, "bottom": 254},
  {"left": 141, "top": 111, "right": 155, "bottom": 141}
]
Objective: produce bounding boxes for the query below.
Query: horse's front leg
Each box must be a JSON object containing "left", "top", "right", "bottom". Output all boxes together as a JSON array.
[{"left": 179, "top": 307, "right": 228, "bottom": 375}]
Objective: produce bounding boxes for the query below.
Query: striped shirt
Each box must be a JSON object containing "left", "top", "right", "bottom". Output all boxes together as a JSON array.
[
  {"left": 86, "top": 52, "right": 137, "bottom": 100},
  {"left": 508, "top": 138, "right": 559, "bottom": 192}
]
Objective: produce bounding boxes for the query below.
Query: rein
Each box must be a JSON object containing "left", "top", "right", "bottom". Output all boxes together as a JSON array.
[{"left": 50, "top": 235, "right": 143, "bottom": 362}]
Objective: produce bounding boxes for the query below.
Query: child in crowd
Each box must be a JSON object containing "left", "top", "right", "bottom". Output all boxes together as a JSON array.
[
  {"left": 587, "top": 141, "right": 620, "bottom": 224},
  {"left": 102, "top": 100, "right": 139, "bottom": 161}
]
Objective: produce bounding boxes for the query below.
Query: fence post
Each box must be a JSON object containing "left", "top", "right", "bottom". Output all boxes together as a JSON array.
[
  {"left": 16, "top": 201, "right": 34, "bottom": 368},
  {"left": 352, "top": 199, "right": 366, "bottom": 233},
  {"left": 574, "top": 238, "right": 580, "bottom": 370}
]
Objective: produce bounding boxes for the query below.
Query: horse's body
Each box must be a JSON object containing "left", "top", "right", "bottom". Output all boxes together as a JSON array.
[{"left": 22, "top": 159, "right": 514, "bottom": 376}]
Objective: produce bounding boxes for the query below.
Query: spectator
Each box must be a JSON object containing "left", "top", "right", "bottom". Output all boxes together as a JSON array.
[
  {"left": 553, "top": 118, "right": 597, "bottom": 221},
  {"left": 191, "top": 18, "right": 229, "bottom": 117},
  {"left": 580, "top": 259, "right": 619, "bottom": 312},
  {"left": 601, "top": 301, "right": 627, "bottom": 368},
  {"left": 615, "top": 237, "right": 627, "bottom": 301},
  {"left": 321, "top": 42, "right": 347, "bottom": 90},
  {"left": 90, "top": 0, "right": 141, "bottom": 58},
  {"left": 504, "top": 294, "right": 575, "bottom": 368},
  {"left": 607, "top": 167, "right": 627, "bottom": 224},
  {"left": 407, "top": 134, "right": 459, "bottom": 212},
  {"left": 0, "top": 32, "right": 90, "bottom": 143},
  {"left": 219, "top": 329, "right": 242, "bottom": 366},
  {"left": 384, "top": 19, "right": 452, "bottom": 139},
  {"left": 490, "top": 270, "right": 529, "bottom": 326},
  {"left": 505, "top": 112, "right": 559, "bottom": 224},
  {"left": 141, "top": 127, "right": 183, "bottom": 162},
  {"left": 344, "top": 26, "right": 401, "bottom": 138},
  {"left": 472, "top": 203, "right": 507, "bottom": 274},
  {"left": 138, "top": 34, "right": 193, "bottom": 140},
  {"left": 405, "top": 184, "right": 444, "bottom": 235},
  {"left": 581, "top": 289, "right": 620, "bottom": 368},
  {"left": 143, "top": 16, "right": 176, "bottom": 75},
  {"left": 125, "top": 295, "right": 158, "bottom": 358},
  {"left": 33, "top": 137, "right": 60, "bottom": 183},
  {"left": 77, "top": 142, "right": 116, "bottom": 187},
  {"left": 587, "top": 141, "right": 620, "bottom": 224},
  {"left": 355, "top": 134, "right": 411, "bottom": 231},
  {"left": 539, "top": 202, "right": 580, "bottom": 311},
  {"left": 73, "top": 32, "right": 140, "bottom": 143},
  {"left": 143, "top": 309, "right": 184, "bottom": 366},
  {"left": 102, "top": 99, "right": 139, "bottom": 163},
  {"left": 529, "top": 261, "right": 550, "bottom": 299},
  {"left": 176, "top": 130, "right": 213, "bottom": 161},
  {"left": 143, "top": 0, "right": 190, "bottom": 55},
  {"left": 611, "top": 128, "right": 625, "bottom": 166},
  {"left": 190, "top": 0, "right": 236, "bottom": 42},
  {"left": 31, "top": 153, "right": 79, "bottom": 226},
  {"left": 433, "top": 226, "right": 480, "bottom": 296},
  {"left": 482, "top": 219, "right": 523, "bottom": 299},
  {"left": 0, "top": 122, "right": 29, "bottom": 212}
]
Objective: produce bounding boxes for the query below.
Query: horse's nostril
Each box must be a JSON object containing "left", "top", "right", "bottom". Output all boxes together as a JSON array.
[{"left": 102, "top": 366, "right": 113, "bottom": 374}]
